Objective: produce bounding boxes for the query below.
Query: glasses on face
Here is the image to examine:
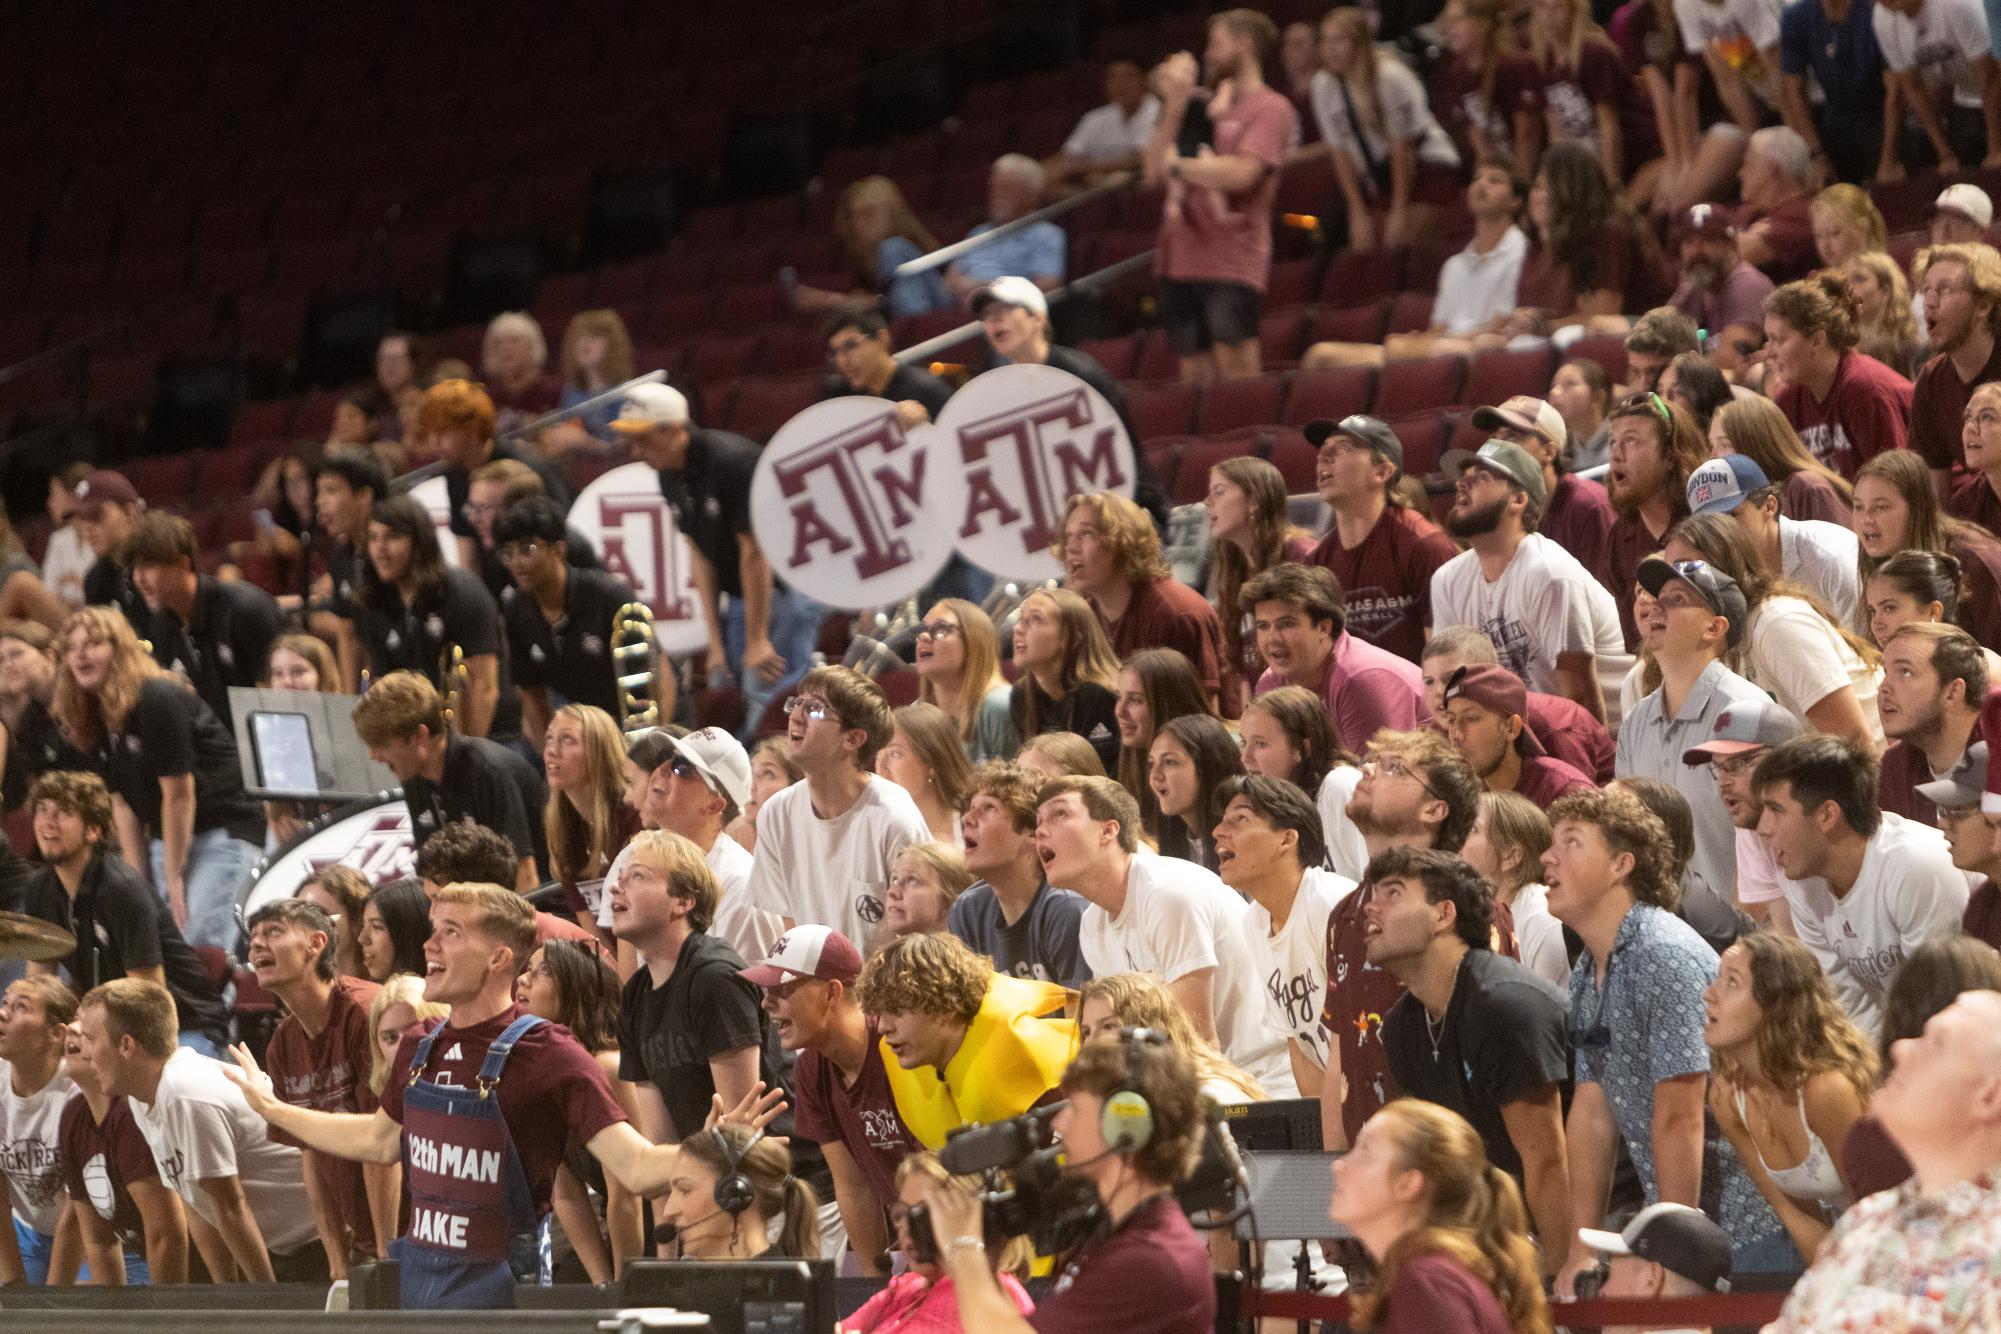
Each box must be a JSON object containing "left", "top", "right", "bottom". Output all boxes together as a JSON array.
[
  {"left": 1923, "top": 283, "right": 1967, "bottom": 303},
  {"left": 1710, "top": 752, "right": 1762, "bottom": 777},
  {"left": 465, "top": 501, "right": 503, "bottom": 518},
  {"left": 827, "top": 336, "right": 870, "bottom": 362},
  {"left": 497, "top": 541, "right": 544, "bottom": 563},
  {"left": 1364, "top": 752, "right": 1444, "bottom": 802},
  {"left": 783, "top": 696, "right": 840, "bottom": 724},
  {"left": 915, "top": 621, "right": 960, "bottom": 640}
]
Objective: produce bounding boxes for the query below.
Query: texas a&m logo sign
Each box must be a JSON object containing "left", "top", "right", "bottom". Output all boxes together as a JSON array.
[
  {"left": 240, "top": 798, "right": 417, "bottom": 921},
  {"left": 568, "top": 462, "right": 706, "bottom": 656}
]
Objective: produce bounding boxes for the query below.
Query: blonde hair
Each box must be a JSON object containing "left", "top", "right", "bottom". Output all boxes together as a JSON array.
[
  {"left": 681, "top": 1125, "right": 822, "bottom": 1258},
  {"left": 1530, "top": 0, "right": 1603, "bottom": 72},
  {"left": 52, "top": 606, "right": 178, "bottom": 743},
  {"left": 1713, "top": 396, "right": 1853, "bottom": 509},
  {"left": 264, "top": 633, "right": 340, "bottom": 693},
  {"left": 558, "top": 309, "right": 635, "bottom": 388},
  {"left": 1845, "top": 251, "right": 1919, "bottom": 376},
  {"left": 892, "top": 841, "right": 976, "bottom": 912},
  {"left": 430, "top": 882, "right": 538, "bottom": 971},
  {"left": 1810, "top": 184, "right": 1888, "bottom": 257},
  {"left": 1017, "top": 730, "right": 1107, "bottom": 777},
  {"left": 544, "top": 705, "right": 632, "bottom": 888},
  {"left": 1322, "top": 8, "right": 1387, "bottom": 137},
  {"left": 1914, "top": 242, "right": 2001, "bottom": 339},
  {"left": 889, "top": 702, "right": 976, "bottom": 812},
  {"left": 367, "top": 973, "right": 448, "bottom": 1095},
  {"left": 915, "top": 599, "right": 1007, "bottom": 745},
  {"left": 836, "top": 176, "right": 939, "bottom": 284},
  {"left": 622, "top": 829, "right": 721, "bottom": 933},
  {"left": 1078, "top": 971, "right": 1266, "bottom": 1102}
]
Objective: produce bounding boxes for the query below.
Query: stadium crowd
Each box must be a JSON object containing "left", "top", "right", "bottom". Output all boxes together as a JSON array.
[{"left": 10, "top": 0, "right": 2001, "bottom": 1329}]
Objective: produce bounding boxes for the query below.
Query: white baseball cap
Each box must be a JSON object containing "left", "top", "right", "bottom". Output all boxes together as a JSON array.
[
  {"left": 970, "top": 275, "right": 1049, "bottom": 320},
  {"left": 609, "top": 383, "right": 690, "bottom": 434},
  {"left": 667, "top": 726, "right": 752, "bottom": 807},
  {"left": 1470, "top": 395, "right": 1566, "bottom": 445},
  {"left": 1936, "top": 183, "right": 1994, "bottom": 228}
]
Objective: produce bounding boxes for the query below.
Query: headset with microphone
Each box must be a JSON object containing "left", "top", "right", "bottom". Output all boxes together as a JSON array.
[
  {"left": 1097, "top": 1027, "right": 1168, "bottom": 1155},
  {"left": 650, "top": 1124, "right": 767, "bottom": 1248}
]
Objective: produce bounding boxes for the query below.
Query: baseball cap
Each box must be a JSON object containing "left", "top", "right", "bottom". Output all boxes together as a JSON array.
[
  {"left": 1470, "top": 395, "right": 1566, "bottom": 445},
  {"left": 1936, "top": 183, "right": 1995, "bottom": 228},
  {"left": 1682, "top": 202, "right": 1736, "bottom": 240},
  {"left": 609, "top": 383, "right": 690, "bottom": 434},
  {"left": 970, "top": 276, "right": 1049, "bottom": 320},
  {"left": 1918, "top": 741, "right": 1990, "bottom": 810},
  {"left": 739, "top": 924, "right": 865, "bottom": 988},
  {"left": 667, "top": 726, "right": 753, "bottom": 808},
  {"left": 1442, "top": 438, "right": 1548, "bottom": 507},
  {"left": 1681, "top": 694, "right": 1804, "bottom": 765},
  {"left": 1638, "top": 557, "right": 1748, "bottom": 649},
  {"left": 1581, "top": 1203, "right": 1733, "bottom": 1293},
  {"left": 1304, "top": 414, "right": 1404, "bottom": 477},
  {"left": 1685, "top": 455, "right": 1771, "bottom": 518},
  {"left": 73, "top": 470, "right": 140, "bottom": 518}
]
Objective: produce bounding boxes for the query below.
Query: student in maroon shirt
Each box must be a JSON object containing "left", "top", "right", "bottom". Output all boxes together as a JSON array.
[
  {"left": 1954, "top": 380, "right": 2001, "bottom": 537},
  {"left": 247, "top": 899, "right": 385, "bottom": 1273},
  {"left": 1604, "top": 392, "right": 1708, "bottom": 650},
  {"left": 1767, "top": 272, "right": 1914, "bottom": 480},
  {"left": 1439, "top": 664, "right": 1596, "bottom": 807},
  {"left": 1508, "top": 146, "right": 1669, "bottom": 332},
  {"left": 1058, "top": 492, "right": 1224, "bottom": 708},
  {"left": 1421, "top": 626, "right": 1617, "bottom": 782},
  {"left": 59, "top": 1029, "right": 170, "bottom": 1285},
  {"left": 1473, "top": 394, "right": 1616, "bottom": 593},
  {"left": 920, "top": 1037, "right": 1217, "bottom": 1334},
  {"left": 1875, "top": 623, "right": 1987, "bottom": 824},
  {"left": 1856, "top": 448, "right": 2001, "bottom": 650},
  {"left": 1911, "top": 244, "right": 2001, "bottom": 487},
  {"left": 1429, "top": 0, "right": 1542, "bottom": 170},
  {"left": 1331, "top": 1098, "right": 1549, "bottom": 1333},
  {"left": 1914, "top": 741, "right": 2001, "bottom": 951},
  {"left": 1527, "top": 5, "right": 1659, "bottom": 186},
  {"left": 1305, "top": 415, "right": 1459, "bottom": 663},
  {"left": 1732, "top": 128, "right": 1818, "bottom": 284}
]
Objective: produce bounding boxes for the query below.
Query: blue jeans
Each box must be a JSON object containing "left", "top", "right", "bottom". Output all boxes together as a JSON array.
[
  {"left": 722, "top": 584, "right": 825, "bottom": 743},
  {"left": 178, "top": 1030, "right": 225, "bottom": 1059},
  {"left": 150, "top": 828, "right": 261, "bottom": 954},
  {"left": 1732, "top": 1225, "right": 1805, "bottom": 1278},
  {"left": 15, "top": 1215, "right": 149, "bottom": 1284}
]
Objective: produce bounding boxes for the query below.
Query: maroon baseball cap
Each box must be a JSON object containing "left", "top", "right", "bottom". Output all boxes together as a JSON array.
[
  {"left": 1441, "top": 663, "right": 1544, "bottom": 757},
  {"left": 739, "top": 925, "right": 864, "bottom": 987},
  {"left": 73, "top": 470, "right": 140, "bottom": 518}
]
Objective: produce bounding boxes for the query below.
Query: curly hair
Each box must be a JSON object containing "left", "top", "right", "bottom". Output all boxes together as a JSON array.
[
  {"left": 52, "top": 606, "right": 177, "bottom": 744},
  {"left": 1077, "top": 971, "right": 1266, "bottom": 1102},
  {"left": 1362, "top": 847, "right": 1496, "bottom": 950},
  {"left": 1765, "top": 271, "right": 1861, "bottom": 351},
  {"left": 414, "top": 378, "right": 497, "bottom": 444},
  {"left": 1712, "top": 933, "right": 1881, "bottom": 1095},
  {"left": 1915, "top": 242, "right": 2001, "bottom": 339},
  {"left": 1546, "top": 787, "right": 1678, "bottom": 909},
  {"left": 1054, "top": 492, "right": 1169, "bottom": 586},
  {"left": 27, "top": 770, "right": 113, "bottom": 841},
  {"left": 1366, "top": 728, "right": 1481, "bottom": 854},
  {"left": 357, "top": 493, "right": 449, "bottom": 614},
  {"left": 966, "top": 760, "right": 1047, "bottom": 833},
  {"left": 854, "top": 931, "right": 992, "bottom": 1025}
]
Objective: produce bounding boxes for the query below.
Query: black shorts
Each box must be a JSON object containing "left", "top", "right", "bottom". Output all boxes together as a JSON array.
[{"left": 1159, "top": 278, "right": 1261, "bottom": 355}]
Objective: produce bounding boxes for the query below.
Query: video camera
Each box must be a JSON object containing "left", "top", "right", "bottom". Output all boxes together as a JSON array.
[{"left": 904, "top": 1101, "right": 1106, "bottom": 1257}]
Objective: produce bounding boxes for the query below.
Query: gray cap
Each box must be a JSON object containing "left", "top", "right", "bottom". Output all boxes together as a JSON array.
[
  {"left": 1917, "top": 742, "right": 1990, "bottom": 810},
  {"left": 1305, "top": 414, "right": 1404, "bottom": 478},
  {"left": 1682, "top": 694, "right": 1805, "bottom": 766},
  {"left": 1640, "top": 557, "right": 1749, "bottom": 650},
  {"left": 1443, "top": 438, "right": 1548, "bottom": 507}
]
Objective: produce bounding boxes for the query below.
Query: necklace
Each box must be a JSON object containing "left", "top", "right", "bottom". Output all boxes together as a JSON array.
[{"left": 1424, "top": 953, "right": 1468, "bottom": 1061}]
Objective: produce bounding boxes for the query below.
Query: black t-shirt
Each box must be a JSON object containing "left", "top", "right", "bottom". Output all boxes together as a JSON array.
[
  {"left": 319, "top": 535, "right": 363, "bottom": 619},
  {"left": 400, "top": 733, "right": 550, "bottom": 879},
  {"left": 20, "top": 852, "right": 229, "bottom": 1043},
  {"left": 89, "top": 678, "right": 264, "bottom": 844},
  {"left": 83, "top": 557, "right": 148, "bottom": 632},
  {"left": 502, "top": 565, "right": 637, "bottom": 718},
  {"left": 478, "top": 524, "right": 601, "bottom": 608},
  {"left": 1011, "top": 678, "right": 1121, "bottom": 770},
  {"left": 818, "top": 363, "right": 955, "bottom": 420},
  {"left": 4, "top": 699, "right": 87, "bottom": 812},
  {"left": 656, "top": 428, "right": 761, "bottom": 598},
  {"left": 444, "top": 440, "right": 570, "bottom": 541},
  {"left": 355, "top": 567, "right": 520, "bottom": 739},
  {"left": 148, "top": 575, "right": 282, "bottom": 729},
  {"left": 1380, "top": 948, "right": 1571, "bottom": 1181}
]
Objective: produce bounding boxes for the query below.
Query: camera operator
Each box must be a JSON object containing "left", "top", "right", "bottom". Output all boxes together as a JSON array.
[{"left": 918, "top": 1036, "right": 1216, "bottom": 1334}]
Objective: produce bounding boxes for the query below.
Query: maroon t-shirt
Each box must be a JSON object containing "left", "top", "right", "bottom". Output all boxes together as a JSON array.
[
  {"left": 1841, "top": 1114, "right": 1912, "bottom": 1199},
  {"left": 559, "top": 803, "right": 644, "bottom": 921},
  {"left": 1377, "top": 1251, "right": 1517, "bottom": 1333},
  {"left": 1913, "top": 344, "right": 2001, "bottom": 472},
  {"left": 1109, "top": 577, "right": 1225, "bottom": 699},
  {"left": 1605, "top": 506, "right": 1679, "bottom": 651},
  {"left": 1774, "top": 351, "right": 1914, "bottom": 479},
  {"left": 1544, "top": 473, "right": 1617, "bottom": 594},
  {"left": 380, "top": 1004, "right": 628, "bottom": 1217},
  {"left": 1880, "top": 694, "right": 1989, "bottom": 824},
  {"left": 1782, "top": 470, "right": 1853, "bottom": 525},
  {"left": 1951, "top": 531, "right": 2001, "bottom": 647},
  {"left": 1426, "top": 51, "right": 1540, "bottom": 165},
  {"left": 1951, "top": 475, "right": 2001, "bottom": 538},
  {"left": 1308, "top": 505, "right": 1460, "bottom": 663},
  {"left": 486, "top": 372, "right": 563, "bottom": 418},
  {"left": 265, "top": 975, "right": 382, "bottom": 1259},
  {"left": 1965, "top": 878, "right": 2001, "bottom": 951},
  {"left": 1029, "top": 1194, "right": 1215, "bottom": 1334},
  {"left": 1526, "top": 690, "right": 1616, "bottom": 783},
  {"left": 1735, "top": 194, "right": 1816, "bottom": 283},
  {"left": 1513, "top": 754, "right": 1596, "bottom": 805},
  {"left": 791, "top": 1021, "right": 920, "bottom": 1210},
  {"left": 1323, "top": 883, "right": 1519, "bottom": 1145},
  {"left": 59, "top": 1092, "right": 158, "bottom": 1249},
  {"left": 1535, "top": 38, "right": 1661, "bottom": 168},
  {"left": 1518, "top": 212, "right": 1668, "bottom": 318}
]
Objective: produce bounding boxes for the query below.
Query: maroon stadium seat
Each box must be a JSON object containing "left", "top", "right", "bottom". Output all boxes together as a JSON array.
[
  {"left": 1173, "top": 436, "right": 1254, "bottom": 504},
  {"left": 1386, "top": 292, "right": 1435, "bottom": 335},
  {"left": 1373, "top": 355, "right": 1465, "bottom": 417},
  {"left": 1126, "top": 381, "right": 1198, "bottom": 439},
  {"left": 1385, "top": 410, "right": 1449, "bottom": 478},
  {"left": 1319, "top": 247, "right": 1406, "bottom": 303},
  {"left": 729, "top": 374, "right": 821, "bottom": 441},
  {"left": 1281, "top": 367, "right": 1374, "bottom": 426},
  {"left": 1463, "top": 345, "right": 1556, "bottom": 407},
  {"left": 1196, "top": 374, "right": 1285, "bottom": 435},
  {"left": 1566, "top": 334, "right": 1629, "bottom": 386},
  {"left": 1306, "top": 301, "right": 1388, "bottom": 347}
]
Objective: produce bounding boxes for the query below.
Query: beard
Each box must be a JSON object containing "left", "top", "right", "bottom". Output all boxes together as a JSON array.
[
  {"left": 1608, "top": 467, "right": 1663, "bottom": 517},
  {"left": 1446, "top": 495, "right": 1509, "bottom": 539}
]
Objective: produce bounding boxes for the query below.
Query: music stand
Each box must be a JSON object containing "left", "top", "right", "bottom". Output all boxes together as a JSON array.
[{"left": 229, "top": 687, "right": 396, "bottom": 803}]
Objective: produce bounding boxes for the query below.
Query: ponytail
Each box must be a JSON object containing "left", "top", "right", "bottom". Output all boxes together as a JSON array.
[{"left": 774, "top": 1174, "right": 822, "bottom": 1260}]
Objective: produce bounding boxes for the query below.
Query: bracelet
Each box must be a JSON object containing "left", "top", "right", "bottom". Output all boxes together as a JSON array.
[{"left": 945, "top": 1235, "right": 986, "bottom": 1258}]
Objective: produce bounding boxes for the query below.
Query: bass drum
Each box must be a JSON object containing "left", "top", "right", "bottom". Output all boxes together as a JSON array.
[{"left": 238, "top": 793, "right": 417, "bottom": 922}]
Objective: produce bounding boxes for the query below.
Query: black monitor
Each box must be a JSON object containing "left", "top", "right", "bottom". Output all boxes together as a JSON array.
[{"left": 620, "top": 1258, "right": 832, "bottom": 1334}]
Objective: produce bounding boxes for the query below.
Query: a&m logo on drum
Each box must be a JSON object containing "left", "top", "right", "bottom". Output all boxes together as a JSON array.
[
  {"left": 750, "top": 399, "right": 955, "bottom": 608},
  {"left": 569, "top": 462, "right": 706, "bottom": 657}
]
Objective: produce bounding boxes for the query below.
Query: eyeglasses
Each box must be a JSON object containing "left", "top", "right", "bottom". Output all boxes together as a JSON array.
[
  {"left": 1710, "top": 752, "right": 1762, "bottom": 777},
  {"left": 497, "top": 540, "right": 545, "bottom": 562},
  {"left": 915, "top": 621, "right": 960, "bottom": 640},
  {"left": 1922, "top": 282, "right": 1968, "bottom": 302},
  {"left": 1363, "top": 753, "right": 1444, "bottom": 802},
  {"left": 827, "top": 336, "right": 871, "bottom": 361},
  {"left": 783, "top": 696, "right": 840, "bottom": 723}
]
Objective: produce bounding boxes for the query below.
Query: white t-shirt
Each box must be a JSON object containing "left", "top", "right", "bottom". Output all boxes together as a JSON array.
[
  {"left": 1242, "top": 868, "right": 1358, "bottom": 1074},
  {"left": 1508, "top": 883, "right": 1571, "bottom": 990},
  {"left": 0, "top": 1061, "right": 77, "bottom": 1235},
  {"left": 129, "top": 1048, "right": 319, "bottom": 1255},
  {"left": 1433, "top": 226, "right": 1528, "bottom": 336},
  {"left": 1779, "top": 517, "right": 1860, "bottom": 628},
  {"left": 1062, "top": 97, "right": 1162, "bottom": 160},
  {"left": 1078, "top": 852, "right": 1294, "bottom": 1094},
  {"left": 746, "top": 775, "right": 931, "bottom": 956},
  {"left": 41, "top": 526, "right": 92, "bottom": 607},
  {"left": 1874, "top": 0, "right": 1992, "bottom": 108},
  {"left": 1741, "top": 595, "right": 1882, "bottom": 743},
  {"left": 1310, "top": 58, "right": 1461, "bottom": 184},
  {"left": 707, "top": 831, "right": 783, "bottom": 965},
  {"left": 1736, "top": 826, "right": 1785, "bottom": 905},
  {"left": 1428, "top": 533, "right": 1631, "bottom": 697},
  {"left": 1778, "top": 812, "right": 1972, "bottom": 1036},
  {"left": 1317, "top": 766, "right": 1370, "bottom": 882},
  {"left": 1673, "top": 0, "right": 1783, "bottom": 105}
]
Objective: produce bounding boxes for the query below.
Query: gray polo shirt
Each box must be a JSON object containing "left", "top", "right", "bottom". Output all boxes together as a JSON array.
[{"left": 1616, "top": 658, "right": 1770, "bottom": 946}]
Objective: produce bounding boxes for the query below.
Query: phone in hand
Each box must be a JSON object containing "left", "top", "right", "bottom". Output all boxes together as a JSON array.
[{"left": 251, "top": 508, "right": 275, "bottom": 530}]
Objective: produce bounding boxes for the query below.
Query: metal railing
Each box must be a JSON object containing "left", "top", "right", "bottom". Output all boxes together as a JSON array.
[
  {"left": 894, "top": 246, "right": 1157, "bottom": 365},
  {"left": 390, "top": 368, "right": 667, "bottom": 493},
  {"left": 891, "top": 172, "right": 1136, "bottom": 279}
]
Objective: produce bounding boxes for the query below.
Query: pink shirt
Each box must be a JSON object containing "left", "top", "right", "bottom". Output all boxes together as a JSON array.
[
  {"left": 1157, "top": 83, "right": 1297, "bottom": 290},
  {"left": 1257, "top": 630, "right": 1428, "bottom": 754},
  {"left": 840, "top": 1270, "right": 1033, "bottom": 1333}
]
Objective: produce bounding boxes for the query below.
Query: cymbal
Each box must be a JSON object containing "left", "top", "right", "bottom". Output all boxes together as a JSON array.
[{"left": 0, "top": 911, "right": 75, "bottom": 963}]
